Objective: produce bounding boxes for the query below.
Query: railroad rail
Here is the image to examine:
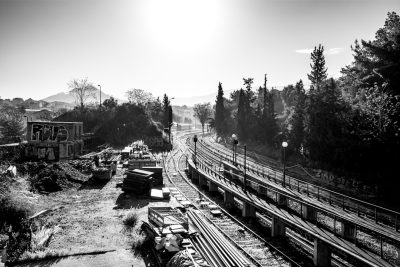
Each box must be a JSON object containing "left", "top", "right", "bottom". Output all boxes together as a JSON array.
[
  {"left": 200, "top": 136, "right": 400, "bottom": 233},
  {"left": 183, "top": 136, "right": 396, "bottom": 266},
  {"left": 163, "top": 135, "right": 307, "bottom": 266},
  {"left": 188, "top": 137, "right": 400, "bottom": 260}
]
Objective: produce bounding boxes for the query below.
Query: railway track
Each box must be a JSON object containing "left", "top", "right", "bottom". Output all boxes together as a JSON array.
[
  {"left": 163, "top": 133, "right": 310, "bottom": 266},
  {"left": 200, "top": 136, "right": 400, "bottom": 233},
  {"left": 180, "top": 134, "right": 399, "bottom": 266}
]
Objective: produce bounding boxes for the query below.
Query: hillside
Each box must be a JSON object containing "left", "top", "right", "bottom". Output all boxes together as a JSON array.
[
  {"left": 54, "top": 103, "right": 167, "bottom": 149},
  {"left": 42, "top": 89, "right": 121, "bottom": 105}
]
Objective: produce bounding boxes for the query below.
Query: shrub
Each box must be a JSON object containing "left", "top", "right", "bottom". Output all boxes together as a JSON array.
[
  {"left": 0, "top": 193, "right": 30, "bottom": 232},
  {"left": 122, "top": 208, "right": 139, "bottom": 231}
]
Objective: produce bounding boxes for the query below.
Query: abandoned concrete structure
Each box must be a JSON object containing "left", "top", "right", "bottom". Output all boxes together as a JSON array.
[{"left": 25, "top": 121, "right": 83, "bottom": 160}]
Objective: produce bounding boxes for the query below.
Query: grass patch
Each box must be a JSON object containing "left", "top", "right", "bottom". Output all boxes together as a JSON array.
[
  {"left": 122, "top": 208, "right": 139, "bottom": 232},
  {"left": 130, "top": 229, "right": 146, "bottom": 249}
]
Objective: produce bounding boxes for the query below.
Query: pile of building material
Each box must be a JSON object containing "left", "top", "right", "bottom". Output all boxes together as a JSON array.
[
  {"left": 122, "top": 169, "right": 154, "bottom": 195},
  {"left": 92, "top": 166, "right": 112, "bottom": 180},
  {"left": 167, "top": 249, "right": 210, "bottom": 267},
  {"left": 148, "top": 207, "right": 188, "bottom": 231},
  {"left": 141, "top": 206, "right": 210, "bottom": 267},
  {"left": 188, "top": 209, "right": 254, "bottom": 267},
  {"left": 142, "top": 166, "right": 163, "bottom": 185}
]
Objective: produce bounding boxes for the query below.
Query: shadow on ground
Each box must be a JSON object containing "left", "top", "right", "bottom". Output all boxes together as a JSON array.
[
  {"left": 114, "top": 193, "right": 169, "bottom": 210},
  {"left": 78, "top": 178, "right": 109, "bottom": 190}
]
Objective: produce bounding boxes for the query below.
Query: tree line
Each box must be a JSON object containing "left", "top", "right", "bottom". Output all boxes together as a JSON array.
[{"left": 213, "top": 12, "right": 400, "bottom": 199}]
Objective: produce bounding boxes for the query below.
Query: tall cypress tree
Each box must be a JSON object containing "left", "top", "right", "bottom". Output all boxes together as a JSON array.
[
  {"left": 162, "top": 94, "right": 170, "bottom": 128},
  {"left": 308, "top": 44, "right": 328, "bottom": 89},
  {"left": 289, "top": 80, "right": 306, "bottom": 153},
  {"left": 304, "top": 78, "right": 347, "bottom": 162},
  {"left": 236, "top": 89, "right": 247, "bottom": 140},
  {"left": 215, "top": 82, "right": 226, "bottom": 136}
]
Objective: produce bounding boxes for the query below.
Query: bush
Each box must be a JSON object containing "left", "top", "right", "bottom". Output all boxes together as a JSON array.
[
  {"left": 0, "top": 193, "right": 30, "bottom": 232},
  {"left": 123, "top": 209, "right": 139, "bottom": 231}
]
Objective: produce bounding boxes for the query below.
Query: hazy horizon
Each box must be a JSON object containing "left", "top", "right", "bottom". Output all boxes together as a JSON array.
[{"left": 1, "top": 0, "right": 399, "bottom": 101}]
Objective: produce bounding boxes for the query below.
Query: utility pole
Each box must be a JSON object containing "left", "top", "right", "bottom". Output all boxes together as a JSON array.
[
  {"left": 282, "top": 141, "right": 288, "bottom": 187},
  {"left": 97, "top": 84, "right": 102, "bottom": 107}
]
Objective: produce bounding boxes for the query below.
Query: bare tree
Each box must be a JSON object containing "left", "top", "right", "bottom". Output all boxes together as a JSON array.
[
  {"left": 126, "top": 89, "right": 153, "bottom": 106},
  {"left": 193, "top": 103, "right": 212, "bottom": 134},
  {"left": 68, "top": 77, "right": 96, "bottom": 110}
]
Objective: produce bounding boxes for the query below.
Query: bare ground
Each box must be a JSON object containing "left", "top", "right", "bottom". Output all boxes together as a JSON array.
[{"left": 13, "top": 165, "right": 174, "bottom": 267}]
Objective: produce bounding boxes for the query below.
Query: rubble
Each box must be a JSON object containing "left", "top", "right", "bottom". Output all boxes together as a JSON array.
[{"left": 17, "top": 161, "right": 90, "bottom": 193}]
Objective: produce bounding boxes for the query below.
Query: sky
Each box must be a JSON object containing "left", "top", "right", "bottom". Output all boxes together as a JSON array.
[{"left": 0, "top": 0, "right": 399, "bottom": 101}]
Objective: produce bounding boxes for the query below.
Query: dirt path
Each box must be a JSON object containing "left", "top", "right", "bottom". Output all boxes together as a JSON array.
[{"left": 15, "top": 166, "right": 165, "bottom": 266}]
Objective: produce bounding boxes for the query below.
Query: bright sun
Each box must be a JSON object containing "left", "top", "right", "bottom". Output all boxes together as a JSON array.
[{"left": 143, "top": 0, "right": 220, "bottom": 54}]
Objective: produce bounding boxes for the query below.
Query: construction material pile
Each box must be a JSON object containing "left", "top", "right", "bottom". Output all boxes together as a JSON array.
[
  {"left": 142, "top": 166, "right": 163, "bottom": 186},
  {"left": 92, "top": 166, "right": 112, "bottom": 180},
  {"left": 122, "top": 169, "right": 154, "bottom": 195},
  {"left": 167, "top": 250, "right": 210, "bottom": 267},
  {"left": 188, "top": 209, "right": 255, "bottom": 267},
  {"left": 141, "top": 206, "right": 209, "bottom": 267},
  {"left": 69, "top": 159, "right": 93, "bottom": 173}
]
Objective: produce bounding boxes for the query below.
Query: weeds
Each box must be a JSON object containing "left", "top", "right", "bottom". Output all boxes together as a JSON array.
[{"left": 122, "top": 208, "right": 139, "bottom": 231}]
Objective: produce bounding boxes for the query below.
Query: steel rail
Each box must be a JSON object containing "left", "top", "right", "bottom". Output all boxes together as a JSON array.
[
  {"left": 190, "top": 156, "right": 394, "bottom": 267},
  {"left": 163, "top": 144, "right": 302, "bottom": 267},
  {"left": 163, "top": 149, "right": 263, "bottom": 267},
  {"left": 190, "top": 140, "right": 400, "bottom": 248},
  {"left": 200, "top": 137, "right": 400, "bottom": 230},
  {"left": 173, "top": 138, "right": 307, "bottom": 266}
]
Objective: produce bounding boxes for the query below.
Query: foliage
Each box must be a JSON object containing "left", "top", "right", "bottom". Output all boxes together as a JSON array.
[
  {"left": 0, "top": 105, "right": 24, "bottom": 143},
  {"left": 68, "top": 77, "right": 96, "bottom": 110},
  {"left": 288, "top": 80, "right": 306, "bottom": 153},
  {"left": 103, "top": 97, "right": 118, "bottom": 109},
  {"left": 236, "top": 89, "right": 247, "bottom": 139},
  {"left": 308, "top": 44, "right": 328, "bottom": 89},
  {"left": 126, "top": 89, "right": 153, "bottom": 106},
  {"left": 123, "top": 208, "right": 139, "bottom": 231},
  {"left": 55, "top": 102, "right": 165, "bottom": 147},
  {"left": 162, "top": 94, "right": 173, "bottom": 129},
  {"left": 304, "top": 78, "right": 350, "bottom": 165},
  {"left": 193, "top": 102, "right": 212, "bottom": 134},
  {"left": 0, "top": 192, "right": 30, "bottom": 232},
  {"left": 341, "top": 12, "right": 400, "bottom": 97},
  {"left": 215, "top": 82, "right": 226, "bottom": 136}
]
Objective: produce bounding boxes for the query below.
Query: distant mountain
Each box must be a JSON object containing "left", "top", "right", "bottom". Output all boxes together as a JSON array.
[
  {"left": 42, "top": 88, "right": 121, "bottom": 104},
  {"left": 42, "top": 92, "right": 75, "bottom": 103}
]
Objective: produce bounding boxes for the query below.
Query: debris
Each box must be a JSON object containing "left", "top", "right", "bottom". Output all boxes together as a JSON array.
[
  {"left": 162, "top": 187, "right": 171, "bottom": 199},
  {"left": 151, "top": 189, "right": 164, "bottom": 200},
  {"left": 6, "top": 165, "right": 17, "bottom": 177},
  {"left": 92, "top": 167, "right": 112, "bottom": 181}
]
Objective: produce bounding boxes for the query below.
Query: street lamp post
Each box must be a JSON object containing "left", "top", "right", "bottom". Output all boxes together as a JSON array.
[
  {"left": 282, "top": 141, "right": 288, "bottom": 187},
  {"left": 97, "top": 84, "right": 102, "bottom": 107},
  {"left": 169, "top": 97, "right": 175, "bottom": 149},
  {"left": 193, "top": 135, "right": 198, "bottom": 166},
  {"left": 232, "top": 134, "right": 238, "bottom": 165}
]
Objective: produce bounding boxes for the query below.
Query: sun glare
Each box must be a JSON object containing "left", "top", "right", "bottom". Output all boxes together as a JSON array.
[{"left": 143, "top": 0, "right": 220, "bottom": 54}]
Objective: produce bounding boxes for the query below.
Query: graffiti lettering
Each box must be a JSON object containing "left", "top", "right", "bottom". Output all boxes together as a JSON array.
[{"left": 31, "top": 124, "right": 69, "bottom": 142}]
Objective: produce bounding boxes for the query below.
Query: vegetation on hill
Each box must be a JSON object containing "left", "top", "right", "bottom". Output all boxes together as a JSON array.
[{"left": 54, "top": 92, "right": 173, "bottom": 149}]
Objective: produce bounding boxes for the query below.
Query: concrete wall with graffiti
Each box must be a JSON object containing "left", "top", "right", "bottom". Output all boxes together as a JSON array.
[
  {"left": 27, "top": 122, "right": 83, "bottom": 142},
  {"left": 26, "top": 121, "right": 83, "bottom": 160}
]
